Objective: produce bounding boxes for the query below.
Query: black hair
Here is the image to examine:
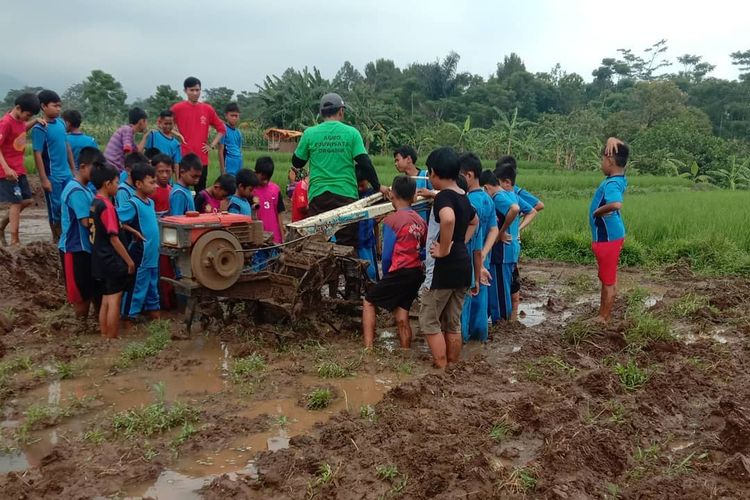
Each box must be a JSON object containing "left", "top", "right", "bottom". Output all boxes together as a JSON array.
[
  {"left": 225, "top": 102, "right": 240, "bottom": 114},
  {"left": 457, "top": 174, "right": 468, "bottom": 191},
  {"left": 235, "top": 169, "right": 259, "bottom": 188},
  {"left": 425, "top": 147, "right": 460, "bottom": 180},
  {"left": 496, "top": 155, "right": 517, "bottom": 172},
  {"left": 37, "top": 89, "right": 61, "bottom": 106},
  {"left": 91, "top": 163, "right": 119, "bottom": 189},
  {"left": 124, "top": 152, "right": 149, "bottom": 171},
  {"left": 179, "top": 153, "right": 203, "bottom": 174},
  {"left": 391, "top": 175, "right": 416, "bottom": 201},
  {"left": 151, "top": 153, "right": 174, "bottom": 167},
  {"left": 78, "top": 147, "right": 105, "bottom": 168},
  {"left": 320, "top": 106, "right": 341, "bottom": 118},
  {"left": 214, "top": 174, "right": 237, "bottom": 195},
  {"left": 393, "top": 145, "right": 418, "bottom": 164},
  {"left": 130, "top": 162, "right": 156, "bottom": 184},
  {"left": 496, "top": 164, "right": 517, "bottom": 185},
  {"left": 14, "top": 93, "right": 40, "bottom": 114},
  {"left": 144, "top": 147, "right": 161, "bottom": 160},
  {"left": 183, "top": 76, "right": 201, "bottom": 89},
  {"left": 159, "top": 110, "right": 174, "bottom": 119},
  {"left": 479, "top": 170, "right": 499, "bottom": 187},
  {"left": 62, "top": 109, "right": 82, "bottom": 128},
  {"left": 459, "top": 152, "right": 482, "bottom": 179},
  {"left": 603, "top": 142, "right": 630, "bottom": 167},
  {"left": 254, "top": 156, "right": 275, "bottom": 178},
  {"left": 128, "top": 107, "right": 147, "bottom": 125}
]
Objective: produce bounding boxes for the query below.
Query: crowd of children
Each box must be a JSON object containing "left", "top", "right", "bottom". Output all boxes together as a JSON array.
[{"left": 0, "top": 85, "right": 629, "bottom": 361}]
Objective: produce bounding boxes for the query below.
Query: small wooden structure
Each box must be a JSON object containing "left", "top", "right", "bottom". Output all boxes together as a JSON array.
[{"left": 264, "top": 128, "right": 303, "bottom": 153}]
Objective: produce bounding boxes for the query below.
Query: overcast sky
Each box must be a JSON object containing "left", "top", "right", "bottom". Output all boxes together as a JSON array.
[{"left": 3, "top": 0, "right": 747, "bottom": 99}]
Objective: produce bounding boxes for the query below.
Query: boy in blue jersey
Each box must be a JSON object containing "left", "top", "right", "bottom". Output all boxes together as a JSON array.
[
  {"left": 590, "top": 138, "right": 629, "bottom": 323},
  {"left": 483, "top": 167, "right": 537, "bottom": 323},
  {"left": 394, "top": 145, "right": 432, "bottom": 222},
  {"left": 63, "top": 110, "right": 98, "bottom": 168},
  {"left": 59, "top": 146, "right": 101, "bottom": 320},
  {"left": 228, "top": 169, "right": 258, "bottom": 215},
  {"left": 495, "top": 156, "right": 545, "bottom": 213},
  {"left": 459, "top": 154, "right": 498, "bottom": 343},
  {"left": 115, "top": 152, "right": 148, "bottom": 208},
  {"left": 169, "top": 153, "right": 202, "bottom": 215},
  {"left": 140, "top": 110, "right": 183, "bottom": 164},
  {"left": 219, "top": 103, "right": 243, "bottom": 176},
  {"left": 119, "top": 162, "right": 160, "bottom": 322},
  {"left": 32, "top": 90, "right": 76, "bottom": 242},
  {"left": 356, "top": 170, "right": 379, "bottom": 282}
]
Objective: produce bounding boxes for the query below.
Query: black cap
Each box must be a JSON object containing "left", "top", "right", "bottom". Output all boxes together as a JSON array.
[{"left": 319, "top": 93, "right": 346, "bottom": 112}]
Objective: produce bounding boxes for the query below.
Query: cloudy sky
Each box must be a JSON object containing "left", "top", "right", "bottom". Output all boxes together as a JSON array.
[{"left": 3, "top": 0, "right": 747, "bottom": 99}]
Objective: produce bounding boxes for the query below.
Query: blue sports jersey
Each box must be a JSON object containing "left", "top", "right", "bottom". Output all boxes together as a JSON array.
[
  {"left": 467, "top": 188, "right": 497, "bottom": 267},
  {"left": 31, "top": 119, "right": 71, "bottom": 181},
  {"left": 145, "top": 131, "right": 182, "bottom": 163},
  {"left": 67, "top": 132, "right": 98, "bottom": 168},
  {"left": 169, "top": 183, "right": 195, "bottom": 215},
  {"left": 415, "top": 168, "right": 432, "bottom": 223},
  {"left": 118, "top": 195, "right": 160, "bottom": 268},
  {"left": 514, "top": 185, "right": 539, "bottom": 215},
  {"left": 227, "top": 195, "right": 252, "bottom": 215},
  {"left": 58, "top": 179, "right": 93, "bottom": 253},
  {"left": 492, "top": 190, "right": 533, "bottom": 264},
  {"left": 115, "top": 181, "right": 136, "bottom": 208},
  {"left": 221, "top": 125, "right": 243, "bottom": 175},
  {"left": 589, "top": 175, "right": 627, "bottom": 242},
  {"left": 358, "top": 188, "right": 377, "bottom": 249}
]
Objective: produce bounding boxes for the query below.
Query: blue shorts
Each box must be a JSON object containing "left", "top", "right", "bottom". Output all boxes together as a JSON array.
[
  {"left": 488, "top": 262, "right": 517, "bottom": 323},
  {"left": 45, "top": 177, "right": 72, "bottom": 224},
  {"left": 122, "top": 266, "right": 160, "bottom": 318},
  {"left": 461, "top": 283, "right": 489, "bottom": 342},
  {"left": 224, "top": 157, "right": 243, "bottom": 176},
  {"left": 357, "top": 245, "right": 379, "bottom": 282},
  {"left": 0, "top": 175, "right": 32, "bottom": 203}
]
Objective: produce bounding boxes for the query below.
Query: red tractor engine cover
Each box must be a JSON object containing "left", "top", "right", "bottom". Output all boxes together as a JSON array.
[{"left": 161, "top": 212, "right": 256, "bottom": 246}]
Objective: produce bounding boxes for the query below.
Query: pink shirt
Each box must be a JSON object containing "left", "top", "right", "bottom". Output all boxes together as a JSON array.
[{"left": 253, "top": 182, "right": 284, "bottom": 243}]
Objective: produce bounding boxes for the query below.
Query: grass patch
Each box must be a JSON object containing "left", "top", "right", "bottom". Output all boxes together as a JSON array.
[
  {"left": 376, "top": 464, "right": 399, "bottom": 481},
  {"left": 562, "top": 320, "right": 595, "bottom": 346},
  {"left": 316, "top": 361, "right": 350, "bottom": 379},
  {"left": 524, "top": 355, "right": 577, "bottom": 381},
  {"left": 53, "top": 360, "right": 80, "bottom": 380},
  {"left": 667, "top": 451, "right": 707, "bottom": 476},
  {"left": 307, "top": 388, "right": 333, "bottom": 410},
  {"left": 625, "top": 287, "right": 650, "bottom": 313},
  {"left": 360, "top": 404, "right": 376, "bottom": 422},
  {"left": 615, "top": 359, "right": 649, "bottom": 391},
  {"left": 565, "top": 273, "right": 597, "bottom": 297},
  {"left": 113, "top": 402, "right": 198, "bottom": 438},
  {"left": 490, "top": 421, "right": 511, "bottom": 443},
  {"left": 230, "top": 353, "right": 266, "bottom": 382},
  {"left": 83, "top": 429, "right": 106, "bottom": 445},
  {"left": 501, "top": 466, "right": 538, "bottom": 493},
  {"left": 624, "top": 311, "right": 673, "bottom": 348},
  {"left": 394, "top": 361, "right": 414, "bottom": 375},
  {"left": 670, "top": 293, "right": 713, "bottom": 317},
  {"left": 117, "top": 320, "right": 171, "bottom": 367}
]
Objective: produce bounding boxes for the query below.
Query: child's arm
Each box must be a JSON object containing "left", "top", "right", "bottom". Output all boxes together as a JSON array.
[
  {"left": 498, "top": 205, "right": 520, "bottom": 244},
  {"left": 593, "top": 202, "right": 622, "bottom": 218},
  {"left": 110, "top": 234, "right": 136, "bottom": 274},
  {"left": 430, "top": 207, "right": 455, "bottom": 258},
  {"left": 137, "top": 130, "right": 151, "bottom": 152},
  {"left": 464, "top": 213, "right": 479, "bottom": 244},
  {"left": 519, "top": 208, "right": 538, "bottom": 232},
  {"left": 31, "top": 127, "right": 51, "bottom": 191},
  {"left": 121, "top": 224, "right": 145, "bottom": 242},
  {"left": 471, "top": 248, "right": 482, "bottom": 296},
  {"left": 481, "top": 225, "right": 499, "bottom": 262},
  {"left": 66, "top": 143, "right": 76, "bottom": 177}
]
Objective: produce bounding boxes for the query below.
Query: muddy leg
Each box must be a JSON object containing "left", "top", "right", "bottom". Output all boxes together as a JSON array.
[
  {"left": 597, "top": 283, "right": 616, "bottom": 322},
  {"left": 394, "top": 307, "right": 412, "bottom": 348},
  {"left": 445, "top": 332, "right": 462, "bottom": 364},
  {"left": 362, "top": 299, "right": 377, "bottom": 348},
  {"left": 511, "top": 292, "right": 520, "bottom": 322},
  {"left": 425, "top": 333, "right": 447, "bottom": 368}
]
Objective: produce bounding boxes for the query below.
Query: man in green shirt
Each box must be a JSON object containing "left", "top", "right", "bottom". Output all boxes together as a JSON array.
[{"left": 292, "top": 93, "right": 386, "bottom": 246}]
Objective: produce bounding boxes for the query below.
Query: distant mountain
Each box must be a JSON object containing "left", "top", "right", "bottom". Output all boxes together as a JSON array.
[{"left": 0, "top": 72, "right": 25, "bottom": 98}]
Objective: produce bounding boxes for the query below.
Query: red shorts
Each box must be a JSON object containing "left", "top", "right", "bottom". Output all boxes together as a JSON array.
[
  {"left": 591, "top": 238, "right": 624, "bottom": 286},
  {"left": 60, "top": 250, "right": 95, "bottom": 304}
]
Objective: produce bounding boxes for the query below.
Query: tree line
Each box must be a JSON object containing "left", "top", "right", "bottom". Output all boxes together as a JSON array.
[{"left": 4, "top": 41, "right": 750, "bottom": 188}]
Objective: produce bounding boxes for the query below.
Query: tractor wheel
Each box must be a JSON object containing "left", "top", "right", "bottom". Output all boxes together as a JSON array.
[{"left": 191, "top": 230, "right": 244, "bottom": 291}]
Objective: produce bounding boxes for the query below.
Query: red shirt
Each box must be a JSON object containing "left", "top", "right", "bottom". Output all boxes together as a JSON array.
[
  {"left": 149, "top": 184, "right": 172, "bottom": 215},
  {"left": 170, "top": 101, "right": 226, "bottom": 165},
  {"left": 0, "top": 112, "right": 28, "bottom": 178},
  {"left": 291, "top": 179, "right": 309, "bottom": 222}
]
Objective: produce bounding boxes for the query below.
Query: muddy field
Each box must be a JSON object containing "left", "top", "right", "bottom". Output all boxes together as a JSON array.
[{"left": 0, "top": 241, "right": 749, "bottom": 499}]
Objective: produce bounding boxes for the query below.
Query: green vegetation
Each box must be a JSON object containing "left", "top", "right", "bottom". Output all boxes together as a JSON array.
[
  {"left": 502, "top": 467, "right": 538, "bottom": 493},
  {"left": 113, "top": 402, "right": 198, "bottom": 438},
  {"left": 230, "top": 353, "right": 267, "bottom": 382},
  {"left": 316, "top": 361, "right": 349, "bottom": 379},
  {"left": 376, "top": 464, "right": 400, "bottom": 481},
  {"left": 562, "top": 320, "right": 595, "bottom": 346},
  {"left": 524, "top": 355, "right": 577, "bottom": 381},
  {"left": 117, "top": 320, "right": 171, "bottom": 367},
  {"left": 307, "top": 388, "right": 333, "bottom": 410},
  {"left": 615, "top": 359, "right": 649, "bottom": 391},
  {"left": 625, "top": 312, "right": 673, "bottom": 348},
  {"left": 360, "top": 404, "right": 376, "bottom": 421},
  {"left": 489, "top": 421, "right": 511, "bottom": 443},
  {"left": 670, "top": 293, "right": 713, "bottom": 317}
]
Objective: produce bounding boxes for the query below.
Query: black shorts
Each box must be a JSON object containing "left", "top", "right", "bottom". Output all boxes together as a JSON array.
[
  {"left": 96, "top": 274, "right": 130, "bottom": 296},
  {"left": 511, "top": 265, "right": 520, "bottom": 294},
  {"left": 308, "top": 191, "right": 358, "bottom": 247},
  {"left": 60, "top": 250, "right": 96, "bottom": 304},
  {"left": 365, "top": 267, "right": 424, "bottom": 312},
  {"left": 0, "top": 175, "right": 32, "bottom": 204}
]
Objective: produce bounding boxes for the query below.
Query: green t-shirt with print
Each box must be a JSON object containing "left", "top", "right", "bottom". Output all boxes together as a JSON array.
[{"left": 294, "top": 120, "right": 367, "bottom": 201}]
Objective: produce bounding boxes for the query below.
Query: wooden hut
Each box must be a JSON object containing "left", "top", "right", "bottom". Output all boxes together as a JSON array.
[{"left": 264, "top": 128, "right": 303, "bottom": 153}]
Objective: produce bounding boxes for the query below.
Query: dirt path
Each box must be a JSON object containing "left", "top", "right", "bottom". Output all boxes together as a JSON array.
[{"left": 0, "top": 244, "right": 749, "bottom": 499}]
